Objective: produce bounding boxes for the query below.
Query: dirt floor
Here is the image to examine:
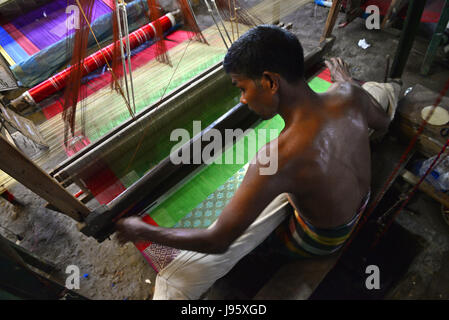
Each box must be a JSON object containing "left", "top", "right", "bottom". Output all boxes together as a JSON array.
[{"left": 1, "top": 2, "right": 449, "bottom": 300}]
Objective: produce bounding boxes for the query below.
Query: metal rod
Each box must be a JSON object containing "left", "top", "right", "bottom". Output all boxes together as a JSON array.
[
  {"left": 121, "top": 2, "right": 136, "bottom": 113},
  {"left": 204, "top": 0, "right": 229, "bottom": 49},
  {"left": 115, "top": 0, "right": 131, "bottom": 107},
  {"left": 211, "top": 0, "right": 233, "bottom": 45}
]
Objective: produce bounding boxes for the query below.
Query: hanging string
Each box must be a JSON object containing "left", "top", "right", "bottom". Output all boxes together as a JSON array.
[
  {"left": 115, "top": 0, "right": 137, "bottom": 113},
  {"left": 122, "top": 0, "right": 213, "bottom": 174},
  {"left": 111, "top": 0, "right": 124, "bottom": 92},
  {"left": 74, "top": 0, "right": 135, "bottom": 119},
  {"left": 63, "top": 0, "right": 95, "bottom": 146},
  {"left": 178, "top": 0, "right": 209, "bottom": 44},
  {"left": 122, "top": 37, "right": 195, "bottom": 178},
  {"left": 148, "top": 0, "right": 172, "bottom": 66},
  {"left": 210, "top": 0, "right": 232, "bottom": 47},
  {"left": 122, "top": 3, "right": 137, "bottom": 114},
  {"left": 214, "top": 0, "right": 261, "bottom": 27}
]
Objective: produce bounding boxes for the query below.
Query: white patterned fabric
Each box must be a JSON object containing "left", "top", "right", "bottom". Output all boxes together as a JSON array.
[{"left": 153, "top": 193, "right": 291, "bottom": 300}]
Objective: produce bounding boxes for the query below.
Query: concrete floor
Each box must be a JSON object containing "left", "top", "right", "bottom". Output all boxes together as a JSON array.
[{"left": 1, "top": 2, "right": 449, "bottom": 300}]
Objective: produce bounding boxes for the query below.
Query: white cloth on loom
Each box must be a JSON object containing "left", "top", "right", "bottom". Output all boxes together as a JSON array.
[
  {"left": 152, "top": 81, "right": 401, "bottom": 300},
  {"left": 153, "top": 193, "right": 291, "bottom": 300}
]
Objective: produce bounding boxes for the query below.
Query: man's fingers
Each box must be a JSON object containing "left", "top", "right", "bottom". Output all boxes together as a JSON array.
[{"left": 324, "top": 60, "right": 336, "bottom": 82}]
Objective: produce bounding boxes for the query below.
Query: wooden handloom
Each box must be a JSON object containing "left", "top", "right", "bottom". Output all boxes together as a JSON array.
[
  {"left": 2, "top": 0, "right": 331, "bottom": 218},
  {"left": 0, "top": 0, "right": 359, "bottom": 300}
]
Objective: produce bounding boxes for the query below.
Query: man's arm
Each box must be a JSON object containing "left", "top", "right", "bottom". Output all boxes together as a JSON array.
[{"left": 115, "top": 145, "right": 286, "bottom": 254}]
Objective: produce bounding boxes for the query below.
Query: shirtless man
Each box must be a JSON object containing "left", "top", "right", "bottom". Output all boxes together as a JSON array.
[{"left": 116, "top": 25, "right": 399, "bottom": 299}]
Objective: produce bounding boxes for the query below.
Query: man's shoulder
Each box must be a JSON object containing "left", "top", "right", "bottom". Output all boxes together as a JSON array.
[
  {"left": 328, "top": 81, "right": 361, "bottom": 99},
  {"left": 325, "top": 82, "right": 370, "bottom": 116}
]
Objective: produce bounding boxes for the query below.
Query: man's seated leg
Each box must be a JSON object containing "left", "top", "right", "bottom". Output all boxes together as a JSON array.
[{"left": 153, "top": 193, "right": 291, "bottom": 300}]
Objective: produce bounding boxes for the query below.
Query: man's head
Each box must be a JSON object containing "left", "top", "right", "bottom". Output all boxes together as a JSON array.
[{"left": 223, "top": 25, "right": 304, "bottom": 119}]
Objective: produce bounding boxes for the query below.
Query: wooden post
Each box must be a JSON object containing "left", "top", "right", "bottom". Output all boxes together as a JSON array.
[
  {"left": 389, "top": 0, "right": 426, "bottom": 79},
  {"left": 320, "top": 0, "right": 343, "bottom": 43},
  {"left": 0, "top": 135, "right": 91, "bottom": 221}
]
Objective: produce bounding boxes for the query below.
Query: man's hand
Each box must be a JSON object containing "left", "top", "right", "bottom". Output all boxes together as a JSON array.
[
  {"left": 324, "top": 58, "right": 354, "bottom": 83},
  {"left": 115, "top": 216, "right": 149, "bottom": 244}
]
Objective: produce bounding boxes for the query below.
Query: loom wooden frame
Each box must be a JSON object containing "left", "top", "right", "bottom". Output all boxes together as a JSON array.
[{"left": 0, "top": 1, "right": 342, "bottom": 228}]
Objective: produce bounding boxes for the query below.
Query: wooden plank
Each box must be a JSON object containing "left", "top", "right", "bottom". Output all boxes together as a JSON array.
[
  {"left": 0, "top": 63, "right": 17, "bottom": 92},
  {"left": 401, "top": 169, "right": 449, "bottom": 208},
  {"left": 0, "top": 104, "right": 48, "bottom": 147},
  {"left": 320, "top": 0, "right": 343, "bottom": 42},
  {"left": 0, "top": 134, "right": 91, "bottom": 221},
  {"left": 394, "top": 84, "right": 449, "bottom": 157},
  {"left": 0, "top": 118, "right": 14, "bottom": 146},
  {"left": 254, "top": 254, "right": 340, "bottom": 299},
  {"left": 1, "top": 235, "right": 57, "bottom": 274}
]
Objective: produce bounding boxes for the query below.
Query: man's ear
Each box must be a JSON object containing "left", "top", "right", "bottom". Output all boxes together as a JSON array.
[{"left": 262, "top": 71, "right": 280, "bottom": 93}]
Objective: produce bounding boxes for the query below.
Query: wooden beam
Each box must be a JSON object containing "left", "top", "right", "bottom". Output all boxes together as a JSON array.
[
  {"left": 320, "top": 0, "right": 343, "bottom": 43},
  {"left": 255, "top": 254, "right": 340, "bottom": 299},
  {"left": 389, "top": 0, "right": 426, "bottom": 78},
  {"left": 401, "top": 169, "right": 449, "bottom": 208},
  {"left": 0, "top": 235, "right": 56, "bottom": 274},
  {"left": 0, "top": 135, "right": 91, "bottom": 221}
]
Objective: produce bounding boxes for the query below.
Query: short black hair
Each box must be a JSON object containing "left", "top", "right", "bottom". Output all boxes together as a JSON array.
[{"left": 223, "top": 25, "right": 304, "bottom": 83}]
